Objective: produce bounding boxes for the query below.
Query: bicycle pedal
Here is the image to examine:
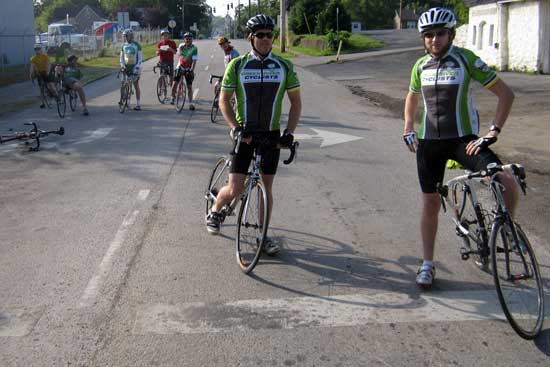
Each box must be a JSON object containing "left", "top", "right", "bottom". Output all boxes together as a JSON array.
[{"left": 460, "top": 247, "right": 471, "bottom": 260}]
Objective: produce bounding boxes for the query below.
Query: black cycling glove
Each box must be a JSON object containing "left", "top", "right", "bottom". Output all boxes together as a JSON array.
[
  {"left": 471, "top": 136, "right": 497, "bottom": 150},
  {"left": 280, "top": 129, "right": 294, "bottom": 147}
]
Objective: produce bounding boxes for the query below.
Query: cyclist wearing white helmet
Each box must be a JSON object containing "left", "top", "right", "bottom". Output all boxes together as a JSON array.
[
  {"left": 120, "top": 28, "right": 143, "bottom": 110},
  {"left": 156, "top": 28, "right": 177, "bottom": 85},
  {"left": 403, "top": 7, "right": 517, "bottom": 288}
]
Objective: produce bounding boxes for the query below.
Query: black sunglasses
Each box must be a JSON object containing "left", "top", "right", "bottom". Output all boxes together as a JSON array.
[
  {"left": 254, "top": 32, "right": 273, "bottom": 39},
  {"left": 423, "top": 30, "right": 449, "bottom": 39}
]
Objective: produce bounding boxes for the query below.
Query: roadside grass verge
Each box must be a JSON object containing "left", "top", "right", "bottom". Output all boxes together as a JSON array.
[
  {"left": 0, "top": 65, "right": 28, "bottom": 87},
  {"left": 288, "top": 33, "right": 385, "bottom": 56}
]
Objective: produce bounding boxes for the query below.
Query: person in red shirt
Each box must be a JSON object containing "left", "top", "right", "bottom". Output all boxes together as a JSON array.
[{"left": 156, "top": 29, "right": 177, "bottom": 84}]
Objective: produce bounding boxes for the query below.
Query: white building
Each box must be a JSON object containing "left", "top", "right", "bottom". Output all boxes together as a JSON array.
[
  {"left": 0, "top": 0, "right": 35, "bottom": 67},
  {"left": 457, "top": 0, "right": 550, "bottom": 73}
]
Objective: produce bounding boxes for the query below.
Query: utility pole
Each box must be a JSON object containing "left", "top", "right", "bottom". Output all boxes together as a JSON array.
[
  {"left": 399, "top": 0, "right": 402, "bottom": 30},
  {"left": 280, "top": 0, "right": 286, "bottom": 52},
  {"left": 249, "top": 0, "right": 251, "bottom": 19},
  {"left": 182, "top": 0, "right": 185, "bottom": 36}
]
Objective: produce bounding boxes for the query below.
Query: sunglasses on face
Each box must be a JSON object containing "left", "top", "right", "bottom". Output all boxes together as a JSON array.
[
  {"left": 184, "top": 38, "right": 192, "bottom": 41},
  {"left": 423, "top": 30, "right": 448, "bottom": 39},
  {"left": 254, "top": 32, "right": 273, "bottom": 39}
]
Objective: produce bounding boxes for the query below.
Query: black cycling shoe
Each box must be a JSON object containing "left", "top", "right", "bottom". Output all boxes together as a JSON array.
[{"left": 206, "top": 212, "right": 223, "bottom": 235}]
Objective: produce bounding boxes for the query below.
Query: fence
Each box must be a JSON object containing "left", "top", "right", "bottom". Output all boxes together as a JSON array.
[{"left": 0, "top": 28, "right": 161, "bottom": 83}]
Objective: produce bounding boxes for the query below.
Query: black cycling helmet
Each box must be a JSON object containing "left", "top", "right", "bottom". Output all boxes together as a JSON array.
[
  {"left": 246, "top": 14, "right": 275, "bottom": 33},
  {"left": 68, "top": 54, "right": 78, "bottom": 61}
]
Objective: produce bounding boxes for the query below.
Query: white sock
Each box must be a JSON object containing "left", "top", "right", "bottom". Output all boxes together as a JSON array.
[
  {"left": 422, "top": 260, "right": 434, "bottom": 268},
  {"left": 136, "top": 99, "right": 141, "bottom": 106}
]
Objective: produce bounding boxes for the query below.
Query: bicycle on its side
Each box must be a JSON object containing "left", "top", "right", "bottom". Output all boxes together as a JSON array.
[
  {"left": 205, "top": 132, "right": 298, "bottom": 274},
  {"left": 117, "top": 68, "right": 138, "bottom": 113},
  {"left": 437, "top": 163, "right": 544, "bottom": 339},
  {"left": 0, "top": 122, "right": 65, "bottom": 152},
  {"left": 209, "top": 74, "right": 235, "bottom": 123},
  {"left": 153, "top": 63, "right": 172, "bottom": 104}
]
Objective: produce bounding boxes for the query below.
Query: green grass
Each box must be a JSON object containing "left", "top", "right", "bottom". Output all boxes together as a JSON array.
[
  {"left": 272, "top": 46, "right": 297, "bottom": 59},
  {"left": 80, "top": 42, "right": 159, "bottom": 69},
  {"left": 288, "top": 33, "right": 385, "bottom": 56}
]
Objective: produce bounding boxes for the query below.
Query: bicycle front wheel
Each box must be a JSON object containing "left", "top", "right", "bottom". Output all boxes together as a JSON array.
[
  {"left": 491, "top": 221, "right": 544, "bottom": 339},
  {"left": 119, "top": 83, "right": 130, "bottom": 113},
  {"left": 69, "top": 90, "right": 78, "bottom": 111},
  {"left": 236, "top": 180, "right": 268, "bottom": 274},
  {"left": 210, "top": 94, "right": 219, "bottom": 123},
  {"left": 175, "top": 82, "right": 186, "bottom": 113},
  {"left": 157, "top": 76, "right": 168, "bottom": 104},
  {"left": 56, "top": 85, "right": 66, "bottom": 118},
  {"left": 205, "top": 157, "right": 230, "bottom": 216}
]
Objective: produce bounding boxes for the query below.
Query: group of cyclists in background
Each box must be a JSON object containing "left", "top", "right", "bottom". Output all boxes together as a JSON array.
[{"left": 28, "top": 10, "right": 524, "bottom": 292}]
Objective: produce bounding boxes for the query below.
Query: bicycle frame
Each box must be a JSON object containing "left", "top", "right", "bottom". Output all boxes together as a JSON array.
[{"left": 0, "top": 122, "right": 65, "bottom": 152}]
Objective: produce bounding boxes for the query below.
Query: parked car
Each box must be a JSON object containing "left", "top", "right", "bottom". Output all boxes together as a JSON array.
[{"left": 47, "top": 23, "right": 96, "bottom": 50}]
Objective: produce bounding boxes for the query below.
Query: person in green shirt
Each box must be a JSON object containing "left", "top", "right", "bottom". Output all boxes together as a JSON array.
[
  {"left": 63, "top": 54, "right": 89, "bottom": 115},
  {"left": 205, "top": 15, "right": 302, "bottom": 256},
  {"left": 120, "top": 29, "right": 143, "bottom": 110}
]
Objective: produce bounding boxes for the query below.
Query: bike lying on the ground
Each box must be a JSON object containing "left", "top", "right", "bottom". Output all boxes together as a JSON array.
[
  {"left": 438, "top": 163, "right": 544, "bottom": 339},
  {"left": 205, "top": 132, "right": 298, "bottom": 274},
  {"left": 0, "top": 122, "right": 65, "bottom": 152}
]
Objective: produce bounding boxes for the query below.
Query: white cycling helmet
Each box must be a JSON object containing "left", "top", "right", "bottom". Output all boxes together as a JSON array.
[
  {"left": 123, "top": 28, "right": 133, "bottom": 36},
  {"left": 418, "top": 8, "right": 457, "bottom": 33}
]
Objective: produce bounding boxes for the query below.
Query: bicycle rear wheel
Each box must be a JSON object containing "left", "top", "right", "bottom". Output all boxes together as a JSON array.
[
  {"left": 119, "top": 83, "right": 130, "bottom": 113},
  {"left": 69, "top": 90, "right": 78, "bottom": 111},
  {"left": 210, "top": 93, "right": 219, "bottom": 123},
  {"left": 236, "top": 179, "right": 268, "bottom": 274},
  {"left": 157, "top": 76, "right": 168, "bottom": 104},
  {"left": 175, "top": 82, "right": 186, "bottom": 113},
  {"left": 491, "top": 221, "right": 544, "bottom": 339},
  {"left": 205, "top": 157, "right": 230, "bottom": 216},
  {"left": 56, "top": 84, "right": 66, "bottom": 118}
]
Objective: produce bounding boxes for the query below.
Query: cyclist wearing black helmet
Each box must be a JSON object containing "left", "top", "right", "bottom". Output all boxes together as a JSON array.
[
  {"left": 173, "top": 32, "right": 198, "bottom": 109},
  {"left": 205, "top": 14, "right": 302, "bottom": 256},
  {"left": 403, "top": 8, "right": 517, "bottom": 288},
  {"left": 63, "top": 54, "right": 89, "bottom": 115}
]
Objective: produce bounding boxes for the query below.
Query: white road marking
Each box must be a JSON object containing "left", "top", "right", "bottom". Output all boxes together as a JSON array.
[
  {"left": 294, "top": 128, "right": 362, "bottom": 147},
  {"left": 74, "top": 127, "right": 114, "bottom": 145},
  {"left": 204, "top": 65, "right": 210, "bottom": 71},
  {"left": 79, "top": 189, "right": 150, "bottom": 308},
  {"left": 132, "top": 290, "right": 549, "bottom": 335},
  {"left": 0, "top": 307, "right": 43, "bottom": 337},
  {"left": 192, "top": 88, "right": 200, "bottom": 101},
  {"left": 211, "top": 54, "right": 214, "bottom": 59}
]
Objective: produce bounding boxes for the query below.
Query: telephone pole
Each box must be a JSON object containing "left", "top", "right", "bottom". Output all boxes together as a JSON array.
[
  {"left": 280, "top": 0, "right": 286, "bottom": 52},
  {"left": 182, "top": 0, "right": 185, "bottom": 35}
]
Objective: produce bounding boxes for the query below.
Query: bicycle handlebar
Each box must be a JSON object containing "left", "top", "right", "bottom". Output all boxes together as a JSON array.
[
  {"left": 231, "top": 132, "right": 299, "bottom": 165},
  {"left": 0, "top": 122, "right": 64, "bottom": 151},
  {"left": 209, "top": 74, "right": 223, "bottom": 84}
]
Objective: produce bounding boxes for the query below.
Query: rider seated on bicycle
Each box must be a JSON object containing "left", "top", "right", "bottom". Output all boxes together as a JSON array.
[
  {"left": 205, "top": 14, "right": 302, "bottom": 256},
  {"left": 61, "top": 54, "right": 89, "bottom": 115},
  {"left": 120, "top": 29, "right": 143, "bottom": 111},
  {"left": 29, "top": 44, "right": 57, "bottom": 107},
  {"left": 172, "top": 32, "right": 198, "bottom": 110}
]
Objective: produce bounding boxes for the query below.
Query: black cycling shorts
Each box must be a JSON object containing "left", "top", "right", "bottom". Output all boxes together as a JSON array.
[
  {"left": 159, "top": 62, "right": 174, "bottom": 78},
  {"left": 416, "top": 135, "right": 502, "bottom": 193},
  {"left": 230, "top": 131, "right": 281, "bottom": 175},
  {"left": 174, "top": 68, "right": 194, "bottom": 85}
]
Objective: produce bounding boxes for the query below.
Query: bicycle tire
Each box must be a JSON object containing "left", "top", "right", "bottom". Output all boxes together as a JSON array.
[
  {"left": 175, "top": 82, "right": 186, "bottom": 112},
  {"left": 210, "top": 93, "right": 219, "bottom": 123},
  {"left": 205, "top": 156, "right": 230, "bottom": 216},
  {"left": 56, "top": 83, "right": 66, "bottom": 118},
  {"left": 491, "top": 221, "right": 544, "bottom": 339},
  {"left": 69, "top": 90, "right": 78, "bottom": 111},
  {"left": 40, "top": 83, "right": 52, "bottom": 109},
  {"left": 236, "top": 179, "right": 268, "bottom": 274},
  {"left": 119, "top": 82, "right": 130, "bottom": 113},
  {"left": 452, "top": 183, "right": 490, "bottom": 267},
  {"left": 157, "top": 76, "right": 168, "bottom": 104}
]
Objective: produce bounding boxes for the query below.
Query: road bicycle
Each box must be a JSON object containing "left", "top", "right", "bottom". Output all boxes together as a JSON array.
[
  {"left": 153, "top": 63, "right": 172, "bottom": 104},
  {"left": 437, "top": 162, "right": 544, "bottom": 339},
  {"left": 117, "top": 68, "right": 138, "bottom": 113},
  {"left": 209, "top": 74, "right": 235, "bottom": 123},
  {"left": 205, "top": 132, "right": 298, "bottom": 274},
  {"left": 32, "top": 74, "right": 57, "bottom": 112},
  {"left": 0, "top": 122, "right": 65, "bottom": 152},
  {"left": 174, "top": 67, "right": 193, "bottom": 113},
  {"left": 52, "top": 64, "right": 67, "bottom": 118}
]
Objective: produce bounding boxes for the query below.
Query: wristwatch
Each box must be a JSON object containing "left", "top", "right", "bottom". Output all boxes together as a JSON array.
[{"left": 489, "top": 124, "right": 501, "bottom": 133}]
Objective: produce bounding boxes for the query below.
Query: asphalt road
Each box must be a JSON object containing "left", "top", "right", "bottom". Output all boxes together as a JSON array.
[{"left": 1, "top": 39, "right": 549, "bottom": 366}]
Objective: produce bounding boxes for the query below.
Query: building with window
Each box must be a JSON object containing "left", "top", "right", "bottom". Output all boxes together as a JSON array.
[{"left": 458, "top": 0, "right": 550, "bottom": 73}]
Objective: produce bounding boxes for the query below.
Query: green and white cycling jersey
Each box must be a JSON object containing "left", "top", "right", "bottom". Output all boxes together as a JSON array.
[
  {"left": 410, "top": 45, "right": 499, "bottom": 139},
  {"left": 221, "top": 51, "right": 300, "bottom": 132},
  {"left": 120, "top": 40, "right": 142, "bottom": 69}
]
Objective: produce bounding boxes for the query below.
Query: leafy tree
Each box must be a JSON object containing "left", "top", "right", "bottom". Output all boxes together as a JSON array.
[
  {"left": 35, "top": 0, "right": 102, "bottom": 31},
  {"left": 289, "top": 0, "right": 327, "bottom": 34},
  {"left": 315, "top": 0, "right": 351, "bottom": 34}
]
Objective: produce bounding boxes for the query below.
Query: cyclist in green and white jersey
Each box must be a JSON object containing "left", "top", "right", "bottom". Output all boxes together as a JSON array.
[
  {"left": 403, "top": 7, "right": 518, "bottom": 288},
  {"left": 205, "top": 15, "right": 302, "bottom": 255},
  {"left": 172, "top": 32, "right": 198, "bottom": 110},
  {"left": 120, "top": 29, "right": 143, "bottom": 110}
]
